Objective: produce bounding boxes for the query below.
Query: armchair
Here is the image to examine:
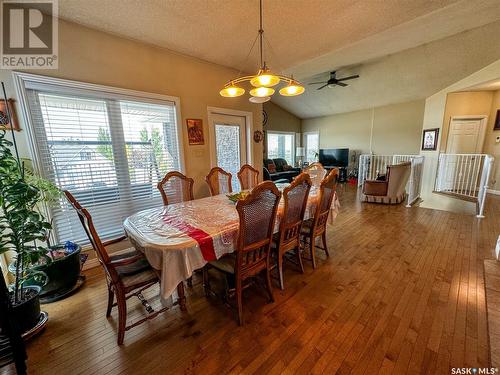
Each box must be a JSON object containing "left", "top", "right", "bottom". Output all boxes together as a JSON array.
[{"left": 362, "top": 162, "right": 411, "bottom": 204}]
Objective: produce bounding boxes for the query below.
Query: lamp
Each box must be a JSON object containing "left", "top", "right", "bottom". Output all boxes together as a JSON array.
[
  {"left": 219, "top": 0, "right": 304, "bottom": 101},
  {"left": 296, "top": 146, "right": 305, "bottom": 167}
]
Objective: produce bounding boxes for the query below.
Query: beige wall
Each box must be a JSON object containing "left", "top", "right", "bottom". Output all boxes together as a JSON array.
[
  {"left": 0, "top": 19, "right": 263, "bottom": 199},
  {"left": 263, "top": 101, "right": 301, "bottom": 133},
  {"left": 301, "top": 99, "right": 425, "bottom": 157}
]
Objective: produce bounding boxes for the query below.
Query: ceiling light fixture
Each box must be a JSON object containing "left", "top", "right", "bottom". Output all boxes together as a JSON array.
[{"left": 219, "top": 0, "right": 304, "bottom": 102}]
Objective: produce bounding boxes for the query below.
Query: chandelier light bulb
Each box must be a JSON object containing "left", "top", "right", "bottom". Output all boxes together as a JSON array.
[
  {"left": 250, "top": 72, "right": 280, "bottom": 87},
  {"left": 219, "top": 85, "right": 245, "bottom": 97},
  {"left": 279, "top": 82, "right": 305, "bottom": 96},
  {"left": 249, "top": 86, "right": 275, "bottom": 97}
]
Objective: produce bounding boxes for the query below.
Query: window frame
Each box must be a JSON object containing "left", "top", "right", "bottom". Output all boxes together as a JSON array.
[
  {"left": 13, "top": 72, "right": 185, "bottom": 243},
  {"left": 266, "top": 130, "right": 296, "bottom": 166}
]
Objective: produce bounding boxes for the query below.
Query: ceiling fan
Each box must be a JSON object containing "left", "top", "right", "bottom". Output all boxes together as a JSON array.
[{"left": 309, "top": 71, "right": 359, "bottom": 90}]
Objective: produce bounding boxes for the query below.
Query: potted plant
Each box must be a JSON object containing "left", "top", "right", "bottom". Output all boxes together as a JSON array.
[
  {"left": 0, "top": 128, "right": 52, "bottom": 334},
  {"left": 25, "top": 241, "right": 83, "bottom": 303},
  {"left": 21, "top": 161, "right": 85, "bottom": 303}
]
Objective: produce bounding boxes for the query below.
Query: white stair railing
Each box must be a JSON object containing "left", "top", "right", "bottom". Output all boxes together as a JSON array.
[
  {"left": 477, "top": 155, "right": 494, "bottom": 218},
  {"left": 358, "top": 154, "right": 424, "bottom": 206},
  {"left": 407, "top": 156, "right": 424, "bottom": 207},
  {"left": 434, "top": 153, "right": 494, "bottom": 218}
]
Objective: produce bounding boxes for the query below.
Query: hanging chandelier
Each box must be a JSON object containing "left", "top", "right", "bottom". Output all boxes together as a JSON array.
[{"left": 219, "top": 0, "right": 305, "bottom": 103}]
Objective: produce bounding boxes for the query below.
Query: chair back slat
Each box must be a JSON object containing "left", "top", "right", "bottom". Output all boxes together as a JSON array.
[
  {"left": 206, "top": 167, "right": 233, "bottom": 196},
  {"left": 237, "top": 164, "right": 259, "bottom": 190},
  {"left": 157, "top": 171, "right": 194, "bottom": 205},
  {"left": 280, "top": 173, "right": 312, "bottom": 247},
  {"left": 236, "top": 182, "right": 281, "bottom": 273},
  {"left": 63, "top": 191, "right": 117, "bottom": 282},
  {"left": 312, "top": 169, "right": 339, "bottom": 233}
]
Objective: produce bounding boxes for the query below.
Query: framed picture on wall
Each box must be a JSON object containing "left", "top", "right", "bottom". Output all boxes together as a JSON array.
[
  {"left": 0, "top": 99, "right": 20, "bottom": 131},
  {"left": 186, "top": 119, "right": 204, "bottom": 145},
  {"left": 494, "top": 109, "right": 500, "bottom": 130},
  {"left": 421, "top": 128, "right": 439, "bottom": 150}
]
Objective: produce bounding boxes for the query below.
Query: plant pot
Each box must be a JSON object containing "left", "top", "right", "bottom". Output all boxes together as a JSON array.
[
  {"left": 27, "top": 245, "right": 82, "bottom": 301},
  {"left": 10, "top": 285, "right": 42, "bottom": 334}
]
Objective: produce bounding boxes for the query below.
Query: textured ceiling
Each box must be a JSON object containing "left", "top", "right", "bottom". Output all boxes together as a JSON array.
[
  {"left": 58, "top": 0, "right": 500, "bottom": 118},
  {"left": 58, "top": 0, "right": 459, "bottom": 73},
  {"left": 274, "top": 19, "right": 500, "bottom": 118}
]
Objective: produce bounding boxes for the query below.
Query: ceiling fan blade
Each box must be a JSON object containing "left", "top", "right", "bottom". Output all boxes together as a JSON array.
[
  {"left": 336, "top": 82, "right": 348, "bottom": 87},
  {"left": 308, "top": 81, "right": 327, "bottom": 85},
  {"left": 336, "top": 75, "right": 359, "bottom": 81},
  {"left": 317, "top": 84, "right": 329, "bottom": 90}
]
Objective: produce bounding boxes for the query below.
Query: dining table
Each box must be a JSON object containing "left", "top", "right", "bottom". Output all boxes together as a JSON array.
[{"left": 123, "top": 184, "right": 340, "bottom": 308}]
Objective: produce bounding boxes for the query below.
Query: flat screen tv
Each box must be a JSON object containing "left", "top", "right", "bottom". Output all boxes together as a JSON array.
[{"left": 319, "top": 148, "right": 349, "bottom": 167}]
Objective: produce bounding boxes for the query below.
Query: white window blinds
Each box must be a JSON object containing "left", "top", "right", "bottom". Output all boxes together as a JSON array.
[{"left": 24, "top": 82, "right": 181, "bottom": 244}]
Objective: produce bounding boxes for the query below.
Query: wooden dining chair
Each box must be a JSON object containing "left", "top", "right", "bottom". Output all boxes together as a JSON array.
[
  {"left": 157, "top": 171, "right": 194, "bottom": 205},
  {"left": 205, "top": 167, "right": 233, "bottom": 196},
  {"left": 300, "top": 168, "right": 339, "bottom": 269},
  {"left": 304, "top": 162, "right": 327, "bottom": 186},
  {"left": 272, "top": 173, "right": 312, "bottom": 290},
  {"left": 64, "top": 191, "right": 170, "bottom": 345},
  {"left": 203, "top": 181, "right": 281, "bottom": 325},
  {"left": 237, "top": 164, "right": 259, "bottom": 190}
]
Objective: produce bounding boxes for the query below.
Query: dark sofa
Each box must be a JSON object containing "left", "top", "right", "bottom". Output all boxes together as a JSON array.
[{"left": 263, "top": 158, "right": 301, "bottom": 182}]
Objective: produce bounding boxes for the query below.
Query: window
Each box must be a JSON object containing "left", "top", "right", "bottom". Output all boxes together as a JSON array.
[
  {"left": 304, "top": 132, "right": 319, "bottom": 163},
  {"left": 19, "top": 75, "right": 182, "bottom": 244},
  {"left": 266, "top": 132, "right": 295, "bottom": 165}
]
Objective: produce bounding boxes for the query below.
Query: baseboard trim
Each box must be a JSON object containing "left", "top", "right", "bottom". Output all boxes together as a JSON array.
[
  {"left": 487, "top": 189, "right": 500, "bottom": 195},
  {"left": 82, "top": 257, "right": 100, "bottom": 271}
]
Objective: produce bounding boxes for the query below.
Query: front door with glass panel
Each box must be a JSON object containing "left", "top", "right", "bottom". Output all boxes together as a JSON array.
[{"left": 210, "top": 113, "right": 247, "bottom": 191}]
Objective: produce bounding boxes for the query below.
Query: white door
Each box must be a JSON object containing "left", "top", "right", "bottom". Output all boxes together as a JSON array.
[
  {"left": 444, "top": 118, "right": 485, "bottom": 192},
  {"left": 209, "top": 113, "right": 247, "bottom": 191},
  {"left": 446, "top": 119, "right": 483, "bottom": 154}
]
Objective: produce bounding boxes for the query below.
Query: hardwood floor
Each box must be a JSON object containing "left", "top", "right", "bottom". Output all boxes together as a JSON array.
[
  {"left": 2, "top": 185, "right": 499, "bottom": 375},
  {"left": 485, "top": 260, "right": 500, "bottom": 368}
]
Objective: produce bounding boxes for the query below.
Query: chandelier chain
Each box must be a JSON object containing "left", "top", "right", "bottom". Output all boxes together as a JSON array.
[{"left": 259, "top": 0, "right": 264, "bottom": 67}]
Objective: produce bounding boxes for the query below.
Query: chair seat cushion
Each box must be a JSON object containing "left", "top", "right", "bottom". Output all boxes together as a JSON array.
[
  {"left": 111, "top": 248, "right": 152, "bottom": 277},
  {"left": 209, "top": 253, "right": 236, "bottom": 274},
  {"left": 120, "top": 268, "right": 158, "bottom": 288}
]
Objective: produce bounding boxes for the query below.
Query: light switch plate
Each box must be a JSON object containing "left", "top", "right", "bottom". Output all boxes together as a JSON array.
[{"left": 496, "top": 136, "right": 500, "bottom": 143}]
